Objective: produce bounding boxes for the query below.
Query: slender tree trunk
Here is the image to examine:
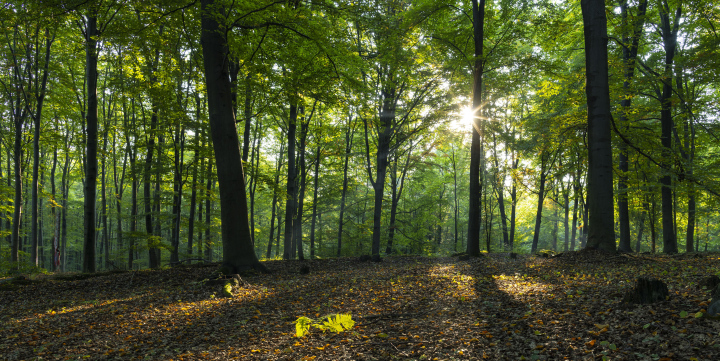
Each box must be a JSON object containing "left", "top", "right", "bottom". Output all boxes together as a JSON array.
[
  {"left": 617, "top": 0, "right": 649, "bottom": 253},
  {"left": 636, "top": 203, "right": 647, "bottom": 252},
  {"left": 491, "top": 134, "right": 509, "bottom": 251},
  {"left": 101, "top": 115, "right": 109, "bottom": 270},
  {"left": 581, "top": 0, "right": 616, "bottom": 251},
  {"left": 242, "top": 75, "right": 252, "bottom": 163},
  {"left": 267, "top": 141, "right": 284, "bottom": 259},
  {"left": 570, "top": 171, "right": 579, "bottom": 251},
  {"left": 467, "top": 0, "right": 486, "bottom": 257},
  {"left": 294, "top": 112, "right": 311, "bottom": 261},
  {"left": 83, "top": 14, "right": 99, "bottom": 273},
  {"left": 309, "top": 143, "right": 321, "bottom": 258},
  {"left": 530, "top": 161, "right": 547, "bottom": 253},
  {"left": 187, "top": 132, "right": 201, "bottom": 262},
  {"left": 171, "top": 121, "right": 185, "bottom": 264},
  {"left": 509, "top": 158, "right": 518, "bottom": 250},
  {"left": 337, "top": 121, "right": 354, "bottom": 257},
  {"left": 563, "top": 185, "right": 570, "bottom": 252},
  {"left": 365, "top": 83, "right": 395, "bottom": 260},
  {"left": 283, "top": 104, "right": 298, "bottom": 260},
  {"left": 11, "top": 121, "right": 23, "bottom": 264},
  {"left": 451, "top": 146, "right": 459, "bottom": 252}
]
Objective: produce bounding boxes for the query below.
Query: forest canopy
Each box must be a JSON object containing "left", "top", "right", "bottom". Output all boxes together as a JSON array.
[{"left": 1, "top": 0, "right": 719, "bottom": 273}]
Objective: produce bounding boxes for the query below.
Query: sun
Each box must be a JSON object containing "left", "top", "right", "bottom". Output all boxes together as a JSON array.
[{"left": 448, "top": 106, "right": 475, "bottom": 132}]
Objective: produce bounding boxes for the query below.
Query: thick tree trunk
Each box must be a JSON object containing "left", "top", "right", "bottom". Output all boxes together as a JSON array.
[
  {"left": 581, "top": 0, "right": 616, "bottom": 251},
  {"left": 200, "top": 0, "right": 265, "bottom": 272},
  {"left": 467, "top": 0, "right": 486, "bottom": 257},
  {"left": 83, "top": 14, "right": 99, "bottom": 273},
  {"left": 659, "top": 4, "right": 681, "bottom": 254}
]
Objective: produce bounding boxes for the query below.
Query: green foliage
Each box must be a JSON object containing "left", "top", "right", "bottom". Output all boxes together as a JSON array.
[
  {"left": 0, "top": 250, "right": 50, "bottom": 277},
  {"left": 294, "top": 313, "right": 355, "bottom": 338}
]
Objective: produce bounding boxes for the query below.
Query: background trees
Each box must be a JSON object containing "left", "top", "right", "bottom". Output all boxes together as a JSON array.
[{"left": 2, "top": 0, "right": 720, "bottom": 273}]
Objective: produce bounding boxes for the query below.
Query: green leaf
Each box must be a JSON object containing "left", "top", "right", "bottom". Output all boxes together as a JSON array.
[
  {"left": 694, "top": 311, "right": 704, "bottom": 318},
  {"left": 680, "top": 311, "right": 688, "bottom": 318},
  {"left": 295, "top": 316, "right": 313, "bottom": 337}
]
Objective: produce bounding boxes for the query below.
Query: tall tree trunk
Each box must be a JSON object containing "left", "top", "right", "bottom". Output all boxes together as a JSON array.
[
  {"left": 617, "top": 0, "right": 649, "bottom": 253},
  {"left": 283, "top": 104, "right": 298, "bottom": 260},
  {"left": 337, "top": 120, "right": 354, "bottom": 257},
  {"left": 364, "top": 80, "right": 396, "bottom": 260},
  {"left": 386, "top": 148, "right": 411, "bottom": 254},
  {"left": 563, "top": 184, "right": 570, "bottom": 252},
  {"left": 11, "top": 119, "right": 23, "bottom": 264},
  {"left": 581, "top": 0, "right": 616, "bottom": 251},
  {"left": 187, "top": 131, "right": 201, "bottom": 262},
  {"left": 171, "top": 121, "right": 185, "bottom": 264},
  {"left": 467, "top": 0, "right": 486, "bottom": 257},
  {"left": 267, "top": 141, "right": 285, "bottom": 259},
  {"left": 659, "top": 1, "right": 681, "bottom": 254},
  {"left": 530, "top": 159, "right": 547, "bottom": 253},
  {"left": 636, "top": 203, "right": 647, "bottom": 252},
  {"left": 294, "top": 110, "right": 311, "bottom": 261},
  {"left": 200, "top": 0, "right": 264, "bottom": 272},
  {"left": 491, "top": 133, "right": 509, "bottom": 251},
  {"left": 570, "top": 171, "right": 579, "bottom": 251},
  {"left": 509, "top": 157, "right": 518, "bottom": 250},
  {"left": 83, "top": 14, "right": 99, "bottom": 273},
  {"left": 451, "top": 146, "right": 459, "bottom": 252},
  {"left": 242, "top": 75, "right": 252, "bottom": 163},
  {"left": 309, "top": 143, "right": 321, "bottom": 258},
  {"left": 101, "top": 113, "right": 109, "bottom": 270}
]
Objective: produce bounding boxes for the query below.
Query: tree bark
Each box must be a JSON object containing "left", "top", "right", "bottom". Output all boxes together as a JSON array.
[
  {"left": 466, "top": 0, "right": 486, "bottom": 257},
  {"left": 83, "top": 14, "right": 99, "bottom": 273},
  {"left": 530, "top": 158, "right": 547, "bottom": 253},
  {"left": 659, "top": 2, "right": 681, "bottom": 254},
  {"left": 283, "top": 104, "right": 298, "bottom": 260},
  {"left": 337, "top": 120, "right": 355, "bottom": 257},
  {"left": 200, "top": 0, "right": 265, "bottom": 272},
  {"left": 581, "top": 0, "right": 616, "bottom": 251},
  {"left": 267, "top": 141, "right": 285, "bottom": 259},
  {"left": 309, "top": 143, "right": 321, "bottom": 258}
]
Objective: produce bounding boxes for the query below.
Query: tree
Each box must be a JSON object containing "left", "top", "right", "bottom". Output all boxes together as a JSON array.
[
  {"left": 466, "top": 0, "right": 486, "bottom": 257},
  {"left": 200, "top": 0, "right": 265, "bottom": 273},
  {"left": 581, "top": 0, "right": 616, "bottom": 252}
]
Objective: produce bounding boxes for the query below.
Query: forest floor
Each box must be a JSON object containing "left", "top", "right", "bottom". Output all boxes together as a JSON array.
[{"left": 1, "top": 251, "right": 719, "bottom": 360}]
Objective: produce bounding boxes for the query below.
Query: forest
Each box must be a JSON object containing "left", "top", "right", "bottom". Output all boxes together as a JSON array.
[
  {"left": 1, "top": 0, "right": 720, "bottom": 273},
  {"left": 2, "top": 1, "right": 720, "bottom": 360}
]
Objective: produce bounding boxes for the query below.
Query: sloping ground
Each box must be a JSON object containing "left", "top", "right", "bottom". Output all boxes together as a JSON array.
[{"left": 1, "top": 252, "right": 719, "bottom": 360}]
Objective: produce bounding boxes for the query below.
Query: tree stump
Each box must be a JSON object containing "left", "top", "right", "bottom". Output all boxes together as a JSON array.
[{"left": 622, "top": 278, "right": 669, "bottom": 304}]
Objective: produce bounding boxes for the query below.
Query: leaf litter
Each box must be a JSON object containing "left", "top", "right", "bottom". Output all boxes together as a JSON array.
[{"left": 1, "top": 251, "right": 719, "bottom": 360}]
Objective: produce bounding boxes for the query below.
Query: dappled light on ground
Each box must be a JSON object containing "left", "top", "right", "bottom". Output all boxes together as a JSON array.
[{"left": 1, "top": 253, "right": 719, "bottom": 360}]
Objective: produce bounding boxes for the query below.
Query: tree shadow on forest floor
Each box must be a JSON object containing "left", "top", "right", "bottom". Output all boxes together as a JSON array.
[{"left": 1, "top": 253, "right": 719, "bottom": 360}]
